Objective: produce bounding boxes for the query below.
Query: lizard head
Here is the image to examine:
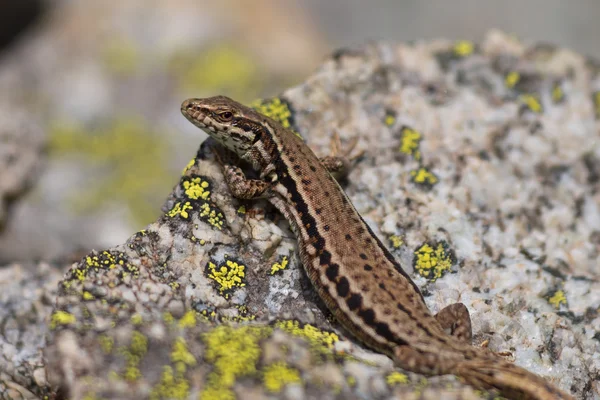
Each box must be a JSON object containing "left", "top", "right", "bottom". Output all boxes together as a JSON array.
[{"left": 181, "top": 96, "right": 266, "bottom": 160}]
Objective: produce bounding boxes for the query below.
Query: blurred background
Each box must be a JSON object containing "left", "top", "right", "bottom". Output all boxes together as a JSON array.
[{"left": 1, "top": 0, "right": 599, "bottom": 263}]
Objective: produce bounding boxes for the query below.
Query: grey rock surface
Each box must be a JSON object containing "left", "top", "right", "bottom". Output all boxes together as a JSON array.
[{"left": 3, "top": 31, "right": 600, "bottom": 399}]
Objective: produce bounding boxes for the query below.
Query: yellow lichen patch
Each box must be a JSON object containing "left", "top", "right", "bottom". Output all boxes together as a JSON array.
[
  {"left": 346, "top": 375, "right": 356, "bottom": 387},
  {"left": 50, "top": 311, "right": 76, "bottom": 329},
  {"left": 386, "top": 371, "right": 409, "bottom": 385},
  {"left": 163, "top": 312, "right": 175, "bottom": 325},
  {"left": 519, "top": 94, "right": 543, "bottom": 113},
  {"left": 130, "top": 313, "right": 143, "bottom": 325},
  {"left": 410, "top": 167, "right": 439, "bottom": 187},
  {"left": 270, "top": 256, "right": 289, "bottom": 275},
  {"left": 171, "top": 337, "right": 196, "bottom": 373},
  {"left": 548, "top": 290, "right": 567, "bottom": 309},
  {"left": 593, "top": 91, "right": 600, "bottom": 119},
  {"left": 389, "top": 235, "right": 404, "bottom": 249},
  {"left": 166, "top": 201, "right": 193, "bottom": 219},
  {"left": 82, "top": 291, "right": 94, "bottom": 301},
  {"left": 178, "top": 310, "right": 197, "bottom": 328},
  {"left": 174, "top": 45, "right": 261, "bottom": 101},
  {"left": 237, "top": 205, "right": 246, "bottom": 215},
  {"left": 505, "top": 71, "right": 521, "bottom": 89},
  {"left": 399, "top": 126, "right": 422, "bottom": 161},
  {"left": 199, "top": 203, "right": 225, "bottom": 229},
  {"left": 200, "top": 325, "right": 272, "bottom": 400},
  {"left": 121, "top": 331, "right": 148, "bottom": 382},
  {"left": 182, "top": 176, "right": 211, "bottom": 200},
  {"left": 65, "top": 250, "right": 133, "bottom": 287},
  {"left": 48, "top": 118, "right": 172, "bottom": 225},
  {"left": 263, "top": 362, "right": 301, "bottom": 393},
  {"left": 552, "top": 82, "right": 565, "bottom": 103},
  {"left": 453, "top": 40, "right": 475, "bottom": 57},
  {"left": 251, "top": 97, "right": 292, "bottom": 128},
  {"left": 274, "top": 320, "right": 339, "bottom": 351},
  {"left": 98, "top": 334, "right": 114, "bottom": 354},
  {"left": 384, "top": 111, "right": 396, "bottom": 127},
  {"left": 102, "top": 38, "right": 140, "bottom": 76},
  {"left": 206, "top": 260, "right": 246, "bottom": 298},
  {"left": 182, "top": 158, "right": 196, "bottom": 175},
  {"left": 414, "top": 242, "right": 455, "bottom": 281}
]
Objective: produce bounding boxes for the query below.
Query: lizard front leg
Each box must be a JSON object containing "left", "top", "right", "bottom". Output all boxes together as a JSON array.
[
  {"left": 434, "top": 303, "right": 473, "bottom": 343},
  {"left": 222, "top": 164, "right": 273, "bottom": 199},
  {"left": 320, "top": 132, "right": 362, "bottom": 179}
]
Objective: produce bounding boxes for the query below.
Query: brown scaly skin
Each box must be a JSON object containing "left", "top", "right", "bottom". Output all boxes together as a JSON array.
[{"left": 181, "top": 96, "right": 574, "bottom": 400}]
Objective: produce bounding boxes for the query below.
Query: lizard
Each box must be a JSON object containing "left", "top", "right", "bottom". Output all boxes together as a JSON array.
[{"left": 181, "top": 95, "right": 574, "bottom": 400}]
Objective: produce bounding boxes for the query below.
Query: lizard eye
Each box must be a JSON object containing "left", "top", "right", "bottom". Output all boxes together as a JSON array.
[{"left": 218, "top": 111, "right": 233, "bottom": 121}]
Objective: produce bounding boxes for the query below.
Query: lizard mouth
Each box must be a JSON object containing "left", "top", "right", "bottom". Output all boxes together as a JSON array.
[{"left": 181, "top": 99, "right": 214, "bottom": 131}]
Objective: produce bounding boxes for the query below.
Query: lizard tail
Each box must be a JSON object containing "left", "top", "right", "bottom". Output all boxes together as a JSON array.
[{"left": 454, "top": 359, "right": 574, "bottom": 400}]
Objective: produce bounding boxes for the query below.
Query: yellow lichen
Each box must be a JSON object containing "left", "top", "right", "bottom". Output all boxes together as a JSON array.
[
  {"left": 386, "top": 371, "right": 409, "bottom": 385},
  {"left": 182, "top": 177, "right": 211, "bottom": 200},
  {"left": 453, "top": 40, "right": 475, "bottom": 57},
  {"left": 274, "top": 320, "right": 338, "bottom": 350},
  {"left": 167, "top": 201, "right": 193, "bottom": 219},
  {"left": 98, "top": 334, "right": 114, "bottom": 354},
  {"left": 174, "top": 45, "right": 261, "bottom": 101},
  {"left": 102, "top": 38, "right": 140, "bottom": 76},
  {"left": 399, "top": 126, "right": 422, "bottom": 161},
  {"left": 505, "top": 71, "right": 521, "bottom": 89},
  {"left": 251, "top": 97, "right": 294, "bottom": 130},
  {"left": 182, "top": 158, "right": 196, "bottom": 175},
  {"left": 151, "top": 366, "right": 190, "bottom": 400},
  {"left": 548, "top": 290, "right": 567, "bottom": 309},
  {"left": 520, "top": 94, "right": 543, "bottom": 113},
  {"left": 593, "top": 91, "right": 600, "bottom": 119},
  {"left": 50, "top": 311, "right": 76, "bottom": 329},
  {"left": 200, "top": 325, "right": 272, "bottom": 400},
  {"left": 414, "top": 242, "right": 454, "bottom": 281},
  {"left": 207, "top": 260, "right": 246, "bottom": 298},
  {"left": 270, "top": 256, "right": 289, "bottom": 275},
  {"left": 199, "top": 203, "right": 225, "bottom": 229},
  {"left": 121, "top": 331, "right": 148, "bottom": 382},
  {"left": 48, "top": 118, "right": 172, "bottom": 225},
  {"left": 82, "top": 291, "right": 94, "bottom": 301},
  {"left": 130, "top": 314, "right": 143, "bottom": 325},
  {"left": 410, "top": 167, "right": 439, "bottom": 187},
  {"left": 552, "top": 83, "right": 564, "bottom": 103},
  {"left": 263, "top": 362, "right": 301, "bottom": 393},
  {"left": 389, "top": 235, "right": 404, "bottom": 248},
  {"left": 384, "top": 111, "right": 396, "bottom": 127},
  {"left": 178, "top": 311, "right": 197, "bottom": 328}
]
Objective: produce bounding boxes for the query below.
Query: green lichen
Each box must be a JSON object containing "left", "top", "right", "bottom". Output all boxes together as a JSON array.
[
  {"left": 166, "top": 201, "right": 194, "bottom": 219},
  {"left": 200, "top": 325, "right": 272, "bottom": 400},
  {"left": 49, "top": 118, "right": 173, "bottom": 225},
  {"left": 263, "top": 362, "right": 301, "bottom": 392},
  {"left": 207, "top": 259, "right": 246, "bottom": 298},
  {"left": 413, "top": 242, "right": 455, "bottom": 281},
  {"left": 384, "top": 110, "right": 396, "bottom": 127},
  {"left": 551, "top": 82, "right": 565, "bottom": 103}
]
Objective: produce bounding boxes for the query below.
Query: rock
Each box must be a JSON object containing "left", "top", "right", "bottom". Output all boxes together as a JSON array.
[{"left": 6, "top": 31, "right": 600, "bottom": 399}]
